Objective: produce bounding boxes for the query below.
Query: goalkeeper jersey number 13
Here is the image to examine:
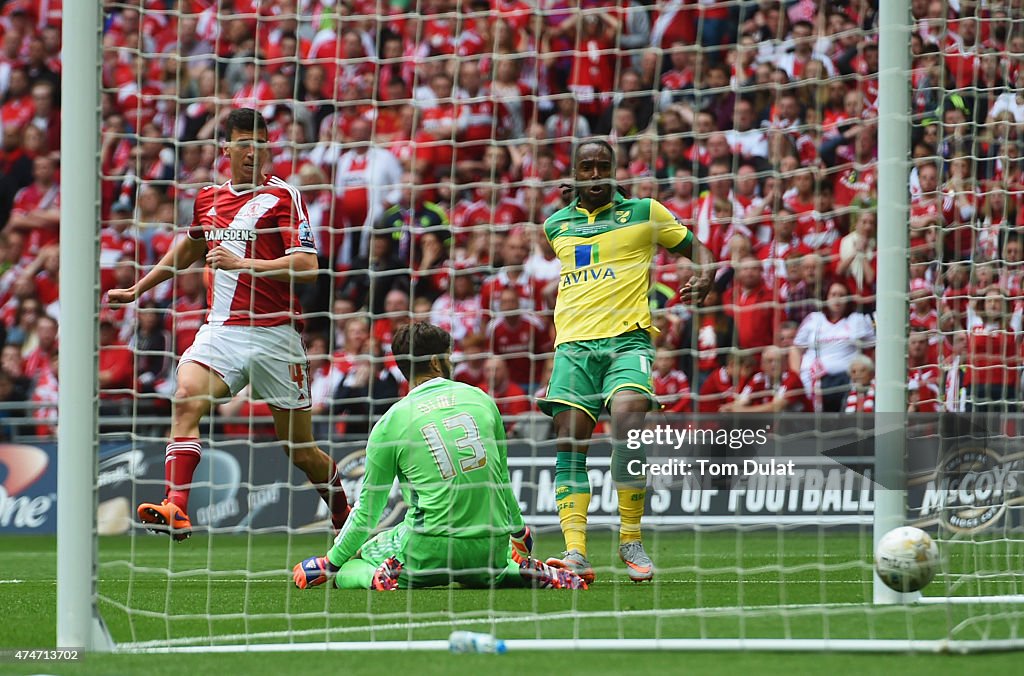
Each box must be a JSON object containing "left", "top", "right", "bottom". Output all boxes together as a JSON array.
[{"left": 330, "top": 378, "right": 525, "bottom": 563}]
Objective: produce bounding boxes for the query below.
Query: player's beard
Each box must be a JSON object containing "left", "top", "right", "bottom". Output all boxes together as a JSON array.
[{"left": 438, "top": 356, "right": 452, "bottom": 380}]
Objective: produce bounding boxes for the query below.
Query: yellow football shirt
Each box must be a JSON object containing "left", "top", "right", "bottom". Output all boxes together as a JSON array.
[{"left": 543, "top": 194, "right": 693, "bottom": 346}]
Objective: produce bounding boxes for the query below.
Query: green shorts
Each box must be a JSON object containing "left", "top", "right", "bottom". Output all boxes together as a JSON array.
[
  {"left": 537, "top": 329, "right": 657, "bottom": 422},
  {"left": 358, "top": 524, "right": 520, "bottom": 589}
]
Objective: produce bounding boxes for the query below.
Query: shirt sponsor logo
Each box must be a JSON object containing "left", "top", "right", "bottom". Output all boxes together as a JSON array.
[
  {"left": 561, "top": 267, "right": 617, "bottom": 287},
  {"left": 574, "top": 244, "right": 599, "bottom": 268},
  {"left": 205, "top": 229, "right": 258, "bottom": 242},
  {"left": 563, "top": 243, "right": 616, "bottom": 286}
]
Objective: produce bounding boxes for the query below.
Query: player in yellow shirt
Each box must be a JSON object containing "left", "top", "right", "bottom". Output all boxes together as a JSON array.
[{"left": 538, "top": 139, "right": 714, "bottom": 583}]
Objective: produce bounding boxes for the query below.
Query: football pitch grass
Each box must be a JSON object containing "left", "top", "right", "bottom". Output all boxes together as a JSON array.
[{"left": 2, "top": 530, "right": 1022, "bottom": 674}]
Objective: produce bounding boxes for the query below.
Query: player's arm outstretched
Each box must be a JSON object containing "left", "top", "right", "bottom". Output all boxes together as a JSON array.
[
  {"left": 293, "top": 417, "right": 399, "bottom": 589},
  {"left": 650, "top": 199, "right": 715, "bottom": 307},
  {"left": 108, "top": 232, "right": 208, "bottom": 304},
  {"left": 489, "top": 398, "right": 532, "bottom": 561}
]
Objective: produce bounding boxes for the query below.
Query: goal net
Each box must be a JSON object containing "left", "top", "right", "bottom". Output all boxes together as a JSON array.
[{"left": 58, "top": 0, "right": 1024, "bottom": 653}]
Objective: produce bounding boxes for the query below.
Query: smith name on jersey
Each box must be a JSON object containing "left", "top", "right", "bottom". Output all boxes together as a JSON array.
[
  {"left": 188, "top": 175, "right": 316, "bottom": 327},
  {"left": 543, "top": 194, "right": 693, "bottom": 345}
]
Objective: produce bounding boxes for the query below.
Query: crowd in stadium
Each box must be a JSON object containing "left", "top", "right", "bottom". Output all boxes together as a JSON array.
[{"left": 0, "top": 0, "right": 1022, "bottom": 437}]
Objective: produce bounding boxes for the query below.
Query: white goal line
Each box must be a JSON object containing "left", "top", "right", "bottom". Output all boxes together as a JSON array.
[
  {"left": 120, "top": 637, "right": 1024, "bottom": 655},
  {"left": 917, "top": 596, "right": 1024, "bottom": 605},
  {"left": 118, "top": 601, "right": 866, "bottom": 650},
  {"left": 116, "top": 597, "right": 1024, "bottom": 652}
]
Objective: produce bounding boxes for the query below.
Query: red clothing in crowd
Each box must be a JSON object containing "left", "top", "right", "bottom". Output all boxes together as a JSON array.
[
  {"left": 741, "top": 369, "right": 811, "bottom": 412},
  {"left": 726, "top": 283, "right": 775, "bottom": 350},
  {"left": 99, "top": 341, "right": 134, "bottom": 398},
  {"left": 222, "top": 399, "right": 276, "bottom": 437},
  {"left": 844, "top": 380, "right": 876, "bottom": 413},
  {"left": 965, "top": 325, "right": 1021, "bottom": 387},
  {"left": 15, "top": 0, "right": 1024, "bottom": 422},
  {"left": 479, "top": 380, "right": 530, "bottom": 434},
  {"left": 33, "top": 270, "right": 58, "bottom": 306},
  {"left": 699, "top": 366, "right": 743, "bottom": 413},
  {"left": 485, "top": 314, "right": 551, "bottom": 385},
  {"left": 31, "top": 366, "right": 58, "bottom": 436},
  {"left": 22, "top": 346, "right": 55, "bottom": 380},
  {"left": 99, "top": 227, "right": 141, "bottom": 292},
  {"left": 481, "top": 380, "right": 530, "bottom": 415},
  {"left": 909, "top": 364, "right": 942, "bottom": 413},
  {"left": 909, "top": 307, "right": 938, "bottom": 333},
  {"left": 171, "top": 294, "right": 206, "bottom": 355},
  {"left": 1, "top": 94, "right": 33, "bottom": 129},
  {"left": 453, "top": 361, "right": 485, "bottom": 388},
  {"left": 10, "top": 181, "right": 60, "bottom": 257},
  {"left": 478, "top": 269, "right": 545, "bottom": 325},
  {"left": 653, "top": 368, "right": 692, "bottom": 413},
  {"left": 833, "top": 164, "right": 877, "bottom": 208}
]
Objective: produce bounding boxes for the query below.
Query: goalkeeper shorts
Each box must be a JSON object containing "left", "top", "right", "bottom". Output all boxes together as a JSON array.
[
  {"left": 358, "top": 524, "right": 518, "bottom": 589},
  {"left": 537, "top": 329, "right": 658, "bottom": 422},
  {"left": 179, "top": 324, "right": 311, "bottom": 410}
]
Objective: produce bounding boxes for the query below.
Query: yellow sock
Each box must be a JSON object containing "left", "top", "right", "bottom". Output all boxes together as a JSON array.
[
  {"left": 617, "top": 488, "right": 645, "bottom": 544},
  {"left": 557, "top": 492, "right": 591, "bottom": 555}
]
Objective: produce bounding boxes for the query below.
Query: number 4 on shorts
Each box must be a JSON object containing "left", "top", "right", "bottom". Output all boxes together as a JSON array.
[{"left": 289, "top": 363, "right": 307, "bottom": 393}]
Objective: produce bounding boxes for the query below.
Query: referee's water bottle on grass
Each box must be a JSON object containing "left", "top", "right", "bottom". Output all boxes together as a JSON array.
[{"left": 449, "top": 631, "right": 507, "bottom": 654}]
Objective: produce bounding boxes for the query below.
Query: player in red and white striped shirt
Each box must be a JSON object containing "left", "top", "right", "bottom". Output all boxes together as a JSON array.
[{"left": 109, "top": 109, "right": 349, "bottom": 541}]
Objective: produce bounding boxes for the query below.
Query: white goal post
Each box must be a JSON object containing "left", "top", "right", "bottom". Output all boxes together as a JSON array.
[
  {"left": 872, "top": 0, "right": 911, "bottom": 607},
  {"left": 56, "top": 0, "right": 111, "bottom": 652}
]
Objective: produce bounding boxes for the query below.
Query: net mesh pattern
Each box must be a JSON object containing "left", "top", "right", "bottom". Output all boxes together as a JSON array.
[{"left": 61, "top": 0, "right": 1024, "bottom": 649}]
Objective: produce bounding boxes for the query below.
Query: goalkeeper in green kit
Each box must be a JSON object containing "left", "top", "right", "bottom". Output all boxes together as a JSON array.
[{"left": 293, "top": 322, "right": 588, "bottom": 591}]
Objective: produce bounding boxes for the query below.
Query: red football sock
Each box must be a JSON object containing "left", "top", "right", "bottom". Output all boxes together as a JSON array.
[
  {"left": 315, "top": 463, "right": 350, "bottom": 530},
  {"left": 165, "top": 437, "right": 202, "bottom": 513}
]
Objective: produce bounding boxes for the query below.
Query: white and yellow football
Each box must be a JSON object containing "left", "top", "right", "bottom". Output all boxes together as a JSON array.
[{"left": 875, "top": 526, "right": 939, "bottom": 593}]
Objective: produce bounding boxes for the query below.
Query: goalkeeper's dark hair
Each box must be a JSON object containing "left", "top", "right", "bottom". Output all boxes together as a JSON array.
[
  {"left": 224, "top": 107, "right": 269, "bottom": 141},
  {"left": 561, "top": 137, "right": 628, "bottom": 201},
  {"left": 391, "top": 322, "right": 453, "bottom": 382}
]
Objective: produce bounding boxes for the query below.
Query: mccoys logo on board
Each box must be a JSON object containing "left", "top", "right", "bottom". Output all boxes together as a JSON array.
[{"left": 911, "top": 447, "right": 1024, "bottom": 534}]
